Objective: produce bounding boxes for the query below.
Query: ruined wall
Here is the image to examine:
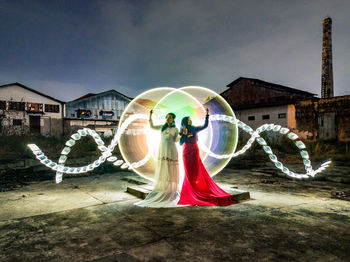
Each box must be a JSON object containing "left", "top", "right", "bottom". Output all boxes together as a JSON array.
[
  {"left": 318, "top": 112, "right": 336, "bottom": 140},
  {"left": 287, "top": 104, "right": 296, "bottom": 130},
  {"left": 338, "top": 112, "right": 350, "bottom": 142},
  {"left": 0, "top": 111, "right": 29, "bottom": 135},
  {"left": 318, "top": 96, "right": 350, "bottom": 142},
  {"left": 42, "top": 118, "right": 64, "bottom": 136},
  {"left": 294, "top": 100, "right": 318, "bottom": 140},
  {"left": 295, "top": 96, "right": 350, "bottom": 142}
]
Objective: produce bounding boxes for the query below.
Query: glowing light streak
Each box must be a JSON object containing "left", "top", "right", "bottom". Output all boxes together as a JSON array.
[
  {"left": 198, "top": 116, "right": 332, "bottom": 179},
  {"left": 28, "top": 114, "right": 150, "bottom": 183},
  {"left": 27, "top": 87, "right": 331, "bottom": 184}
]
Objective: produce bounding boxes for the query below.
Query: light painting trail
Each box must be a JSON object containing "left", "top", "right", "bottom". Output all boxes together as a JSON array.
[{"left": 27, "top": 87, "right": 331, "bottom": 184}]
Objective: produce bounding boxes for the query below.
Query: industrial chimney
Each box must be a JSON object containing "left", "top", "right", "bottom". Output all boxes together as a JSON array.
[{"left": 321, "top": 17, "right": 334, "bottom": 98}]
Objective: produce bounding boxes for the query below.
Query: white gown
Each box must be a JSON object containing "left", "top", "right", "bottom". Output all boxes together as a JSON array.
[{"left": 135, "top": 119, "right": 181, "bottom": 208}]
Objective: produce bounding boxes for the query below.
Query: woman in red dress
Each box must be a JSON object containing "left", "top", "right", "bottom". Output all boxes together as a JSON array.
[{"left": 178, "top": 108, "right": 236, "bottom": 206}]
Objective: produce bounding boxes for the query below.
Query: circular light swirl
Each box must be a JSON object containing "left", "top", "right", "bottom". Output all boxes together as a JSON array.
[{"left": 117, "top": 86, "right": 238, "bottom": 181}]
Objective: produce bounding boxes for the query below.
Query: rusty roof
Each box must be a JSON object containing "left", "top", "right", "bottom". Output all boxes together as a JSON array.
[{"left": 223, "top": 77, "right": 316, "bottom": 97}]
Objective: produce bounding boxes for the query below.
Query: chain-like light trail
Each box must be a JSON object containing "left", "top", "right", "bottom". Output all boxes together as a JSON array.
[
  {"left": 199, "top": 115, "right": 331, "bottom": 179},
  {"left": 28, "top": 113, "right": 151, "bottom": 183},
  {"left": 28, "top": 113, "right": 331, "bottom": 183}
]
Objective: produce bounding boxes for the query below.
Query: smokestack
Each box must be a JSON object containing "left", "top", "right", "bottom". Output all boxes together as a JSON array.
[{"left": 321, "top": 17, "right": 334, "bottom": 98}]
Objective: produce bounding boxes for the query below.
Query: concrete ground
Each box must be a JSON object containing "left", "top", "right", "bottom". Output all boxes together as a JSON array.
[{"left": 0, "top": 168, "right": 350, "bottom": 262}]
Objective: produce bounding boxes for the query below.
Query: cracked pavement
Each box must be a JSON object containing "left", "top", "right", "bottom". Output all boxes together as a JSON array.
[{"left": 1, "top": 168, "right": 350, "bottom": 261}]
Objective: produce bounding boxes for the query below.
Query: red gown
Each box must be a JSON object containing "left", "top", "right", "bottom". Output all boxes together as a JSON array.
[{"left": 178, "top": 142, "right": 236, "bottom": 206}]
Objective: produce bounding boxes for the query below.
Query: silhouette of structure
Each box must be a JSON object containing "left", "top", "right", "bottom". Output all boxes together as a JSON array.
[{"left": 321, "top": 17, "right": 334, "bottom": 98}]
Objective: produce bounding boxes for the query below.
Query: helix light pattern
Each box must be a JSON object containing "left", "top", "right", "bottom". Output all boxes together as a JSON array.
[
  {"left": 28, "top": 113, "right": 151, "bottom": 183},
  {"left": 27, "top": 87, "right": 331, "bottom": 184},
  {"left": 199, "top": 115, "right": 332, "bottom": 179},
  {"left": 28, "top": 113, "right": 331, "bottom": 183}
]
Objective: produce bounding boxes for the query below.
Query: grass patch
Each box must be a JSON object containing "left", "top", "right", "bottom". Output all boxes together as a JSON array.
[
  {"left": 0, "top": 134, "right": 118, "bottom": 163},
  {"left": 229, "top": 130, "right": 350, "bottom": 166}
]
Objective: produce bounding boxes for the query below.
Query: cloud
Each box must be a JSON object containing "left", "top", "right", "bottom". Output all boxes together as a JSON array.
[{"left": 1, "top": 0, "right": 349, "bottom": 99}]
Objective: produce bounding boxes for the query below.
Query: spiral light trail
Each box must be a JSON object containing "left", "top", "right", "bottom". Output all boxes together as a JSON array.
[{"left": 28, "top": 113, "right": 331, "bottom": 183}]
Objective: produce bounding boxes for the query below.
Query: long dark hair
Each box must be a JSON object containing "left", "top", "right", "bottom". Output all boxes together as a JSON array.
[
  {"left": 161, "top": 112, "right": 176, "bottom": 131},
  {"left": 181, "top": 116, "right": 194, "bottom": 133},
  {"left": 180, "top": 116, "right": 194, "bottom": 145},
  {"left": 181, "top": 116, "right": 190, "bottom": 129}
]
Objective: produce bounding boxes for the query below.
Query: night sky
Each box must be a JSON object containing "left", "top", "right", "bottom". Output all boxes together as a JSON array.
[{"left": 1, "top": 0, "right": 349, "bottom": 101}]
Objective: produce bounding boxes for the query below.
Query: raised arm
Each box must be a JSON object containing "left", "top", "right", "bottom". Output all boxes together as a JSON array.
[
  {"left": 195, "top": 108, "right": 209, "bottom": 132},
  {"left": 149, "top": 110, "right": 162, "bottom": 130}
]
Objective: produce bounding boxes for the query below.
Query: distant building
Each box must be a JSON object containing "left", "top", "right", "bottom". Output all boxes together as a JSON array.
[
  {"left": 65, "top": 90, "right": 132, "bottom": 136},
  {"left": 0, "top": 84, "right": 134, "bottom": 137},
  {"left": 66, "top": 90, "right": 131, "bottom": 120},
  {"left": 0, "top": 83, "right": 65, "bottom": 135},
  {"left": 221, "top": 77, "right": 350, "bottom": 142},
  {"left": 221, "top": 77, "right": 315, "bottom": 132}
]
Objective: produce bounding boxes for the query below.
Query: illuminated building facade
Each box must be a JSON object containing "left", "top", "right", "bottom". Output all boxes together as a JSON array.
[
  {"left": 0, "top": 83, "right": 65, "bottom": 135},
  {"left": 65, "top": 90, "right": 132, "bottom": 136},
  {"left": 66, "top": 90, "right": 131, "bottom": 120}
]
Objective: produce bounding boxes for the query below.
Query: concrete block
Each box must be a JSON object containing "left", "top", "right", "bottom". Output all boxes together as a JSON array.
[{"left": 127, "top": 184, "right": 251, "bottom": 202}]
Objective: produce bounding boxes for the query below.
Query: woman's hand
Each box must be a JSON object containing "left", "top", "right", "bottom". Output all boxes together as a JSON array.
[
  {"left": 149, "top": 109, "right": 153, "bottom": 121},
  {"left": 181, "top": 127, "right": 188, "bottom": 135}
]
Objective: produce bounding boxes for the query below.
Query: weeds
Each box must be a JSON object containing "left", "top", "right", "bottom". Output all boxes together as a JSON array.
[
  {"left": 0, "top": 134, "right": 119, "bottom": 163},
  {"left": 232, "top": 130, "right": 350, "bottom": 164}
]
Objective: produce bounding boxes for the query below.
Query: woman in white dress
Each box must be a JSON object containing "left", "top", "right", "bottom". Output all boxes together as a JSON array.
[{"left": 135, "top": 110, "right": 180, "bottom": 207}]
